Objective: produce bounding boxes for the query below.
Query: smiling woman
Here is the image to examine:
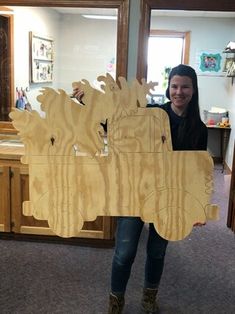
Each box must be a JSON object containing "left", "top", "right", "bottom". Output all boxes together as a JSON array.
[{"left": 0, "top": 0, "right": 129, "bottom": 133}]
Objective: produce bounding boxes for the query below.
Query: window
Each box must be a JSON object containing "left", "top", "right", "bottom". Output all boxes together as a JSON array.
[{"left": 147, "top": 30, "right": 190, "bottom": 104}]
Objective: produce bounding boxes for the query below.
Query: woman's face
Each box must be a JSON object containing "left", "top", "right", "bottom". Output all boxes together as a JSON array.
[{"left": 169, "top": 75, "right": 194, "bottom": 115}]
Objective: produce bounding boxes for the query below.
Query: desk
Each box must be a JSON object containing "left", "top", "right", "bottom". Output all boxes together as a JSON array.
[{"left": 207, "top": 125, "right": 231, "bottom": 171}]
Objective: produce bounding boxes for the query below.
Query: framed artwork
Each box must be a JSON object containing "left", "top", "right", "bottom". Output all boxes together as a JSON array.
[
  {"left": 199, "top": 52, "right": 222, "bottom": 72},
  {"left": 195, "top": 50, "right": 223, "bottom": 76},
  {"left": 29, "top": 32, "right": 54, "bottom": 83},
  {"left": 223, "top": 57, "right": 235, "bottom": 76},
  {"left": 223, "top": 57, "right": 234, "bottom": 72}
]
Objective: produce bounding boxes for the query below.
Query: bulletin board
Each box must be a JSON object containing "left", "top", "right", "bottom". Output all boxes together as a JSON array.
[{"left": 29, "top": 32, "right": 54, "bottom": 83}]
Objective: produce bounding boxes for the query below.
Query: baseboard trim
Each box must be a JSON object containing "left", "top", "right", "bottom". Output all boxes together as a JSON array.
[
  {"left": 212, "top": 157, "right": 231, "bottom": 174},
  {"left": 224, "top": 162, "right": 231, "bottom": 174},
  {"left": 212, "top": 157, "right": 222, "bottom": 163},
  {"left": 0, "top": 232, "right": 115, "bottom": 248}
]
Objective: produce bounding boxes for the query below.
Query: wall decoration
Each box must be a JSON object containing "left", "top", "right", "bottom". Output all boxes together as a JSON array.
[
  {"left": 223, "top": 57, "right": 235, "bottom": 77},
  {"left": 223, "top": 57, "right": 234, "bottom": 72},
  {"left": 200, "top": 52, "right": 221, "bottom": 72},
  {"left": 106, "top": 57, "right": 116, "bottom": 75},
  {"left": 29, "top": 32, "right": 54, "bottom": 83},
  {"left": 195, "top": 49, "right": 224, "bottom": 76}
]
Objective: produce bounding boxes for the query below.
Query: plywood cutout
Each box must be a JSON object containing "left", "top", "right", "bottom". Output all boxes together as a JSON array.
[{"left": 9, "top": 74, "right": 219, "bottom": 241}]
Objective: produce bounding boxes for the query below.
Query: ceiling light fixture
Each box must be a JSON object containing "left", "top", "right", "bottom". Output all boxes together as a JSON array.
[
  {"left": 82, "top": 14, "right": 117, "bottom": 20},
  {"left": 0, "top": 11, "right": 14, "bottom": 15}
]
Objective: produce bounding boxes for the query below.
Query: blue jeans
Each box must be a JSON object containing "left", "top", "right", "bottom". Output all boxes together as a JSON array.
[{"left": 111, "top": 217, "right": 168, "bottom": 294}]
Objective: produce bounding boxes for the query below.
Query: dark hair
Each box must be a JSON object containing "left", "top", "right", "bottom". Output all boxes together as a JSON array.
[
  {"left": 165, "top": 64, "right": 203, "bottom": 149},
  {"left": 166, "top": 64, "right": 198, "bottom": 107}
]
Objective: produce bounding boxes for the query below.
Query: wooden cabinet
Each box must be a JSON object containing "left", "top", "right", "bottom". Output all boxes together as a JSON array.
[
  {"left": 0, "top": 145, "right": 116, "bottom": 244},
  {"left": 0, "top": 166, "right": 11, "bottom": 232}
]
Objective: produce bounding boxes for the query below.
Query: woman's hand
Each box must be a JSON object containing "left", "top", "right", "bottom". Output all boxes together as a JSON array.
[{"left": 71, "top": 87, "right": 85, "bottom": 104}]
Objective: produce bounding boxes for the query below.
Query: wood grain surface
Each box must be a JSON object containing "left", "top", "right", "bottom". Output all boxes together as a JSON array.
[{"left": 9, "top": 74, "right": 219, "bottom": 240}]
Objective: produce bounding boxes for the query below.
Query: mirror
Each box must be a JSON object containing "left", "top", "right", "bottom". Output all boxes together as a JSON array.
[{"left": 0, "top": 0, "right": 129, "bottom": 132}]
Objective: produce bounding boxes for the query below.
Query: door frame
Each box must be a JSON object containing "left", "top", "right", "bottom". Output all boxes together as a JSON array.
[
  {"left": 0, "top": 8, "right": 14, "bottom": 127},
  {"left": 137, "top": 0, "right": 235, "bottom": 80},
  {"left": 0, "top": 0, "right": 130, "bottom": 133}
]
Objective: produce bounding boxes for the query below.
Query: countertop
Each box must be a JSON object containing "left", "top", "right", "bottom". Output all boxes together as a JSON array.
[{"left": 0, "top": 140, "right": 24, "bottom": 160}]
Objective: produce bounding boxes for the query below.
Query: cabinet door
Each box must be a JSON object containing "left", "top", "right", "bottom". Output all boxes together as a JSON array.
[
  {"left": 0, "top": 166, "right": 11, "bottom": 232},
  {"left": 10, "top": 166, "right": 115, "bottom": 240},
  {"left": 10, "top": 166, "right": 50, "bottom": 235}
]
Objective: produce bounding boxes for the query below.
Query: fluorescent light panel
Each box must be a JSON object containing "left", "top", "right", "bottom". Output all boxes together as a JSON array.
[
  {"left": 82, "top": 14, "right": 117, "bottom": 20},
  {"left": 0, "top": 11, "right": 14, "bottom": 15}
]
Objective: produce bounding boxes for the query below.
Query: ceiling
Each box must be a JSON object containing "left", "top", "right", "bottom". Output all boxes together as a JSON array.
[
  {"left": 151, "top": 10, "right": 235, "bottom": 18},
  {"left": 53, "top": 7, "right": 117, "bottom": 16},
  {"left": 53, "top": 8, "right": 235, "bottom": 18}
]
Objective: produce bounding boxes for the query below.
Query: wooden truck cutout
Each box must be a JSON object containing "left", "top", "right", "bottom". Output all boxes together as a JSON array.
[{"left": 9, "top": 74, "right": 219, "bottom": 241}]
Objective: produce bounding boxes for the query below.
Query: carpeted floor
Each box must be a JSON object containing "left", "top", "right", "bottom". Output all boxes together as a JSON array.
[{"left": 0, "top": 164, "right": 234, "bottom": 314}]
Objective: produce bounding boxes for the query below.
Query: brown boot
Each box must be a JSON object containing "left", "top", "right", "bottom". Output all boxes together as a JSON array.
[
  {"left": 108, "top": 292, "right": 125, "bottom": 314},
  {"left": 141, "top": 288, "right": 158, "bottom": 313}
]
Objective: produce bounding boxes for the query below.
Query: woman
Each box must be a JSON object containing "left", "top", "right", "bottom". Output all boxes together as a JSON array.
[
  {"left": 73, "top": 64, "right": 208, "bottom": 314},
  {"left": 107, "top": 64, "right": 207, "bottom": 314}
]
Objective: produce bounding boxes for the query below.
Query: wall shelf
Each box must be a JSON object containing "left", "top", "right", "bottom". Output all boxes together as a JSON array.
[{"left": 223, "top": 49, "right": 235, "bottom": 85}]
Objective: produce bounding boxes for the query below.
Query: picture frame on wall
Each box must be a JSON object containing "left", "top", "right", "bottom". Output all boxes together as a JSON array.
[
  {"left": 29, "top": 32, "right": 54, "bottom": 83},
  {"left": 223, "top": 57, "right": 235, "bottom": 76},
  {"left": 199, "top": 52, "right": 222, "bottom": 73},
  {"left": 223, "top": 57, "right": 234, "bottom": 72},
  {"left": 195, "top": 49, "right": 224, "bottom": 76}
]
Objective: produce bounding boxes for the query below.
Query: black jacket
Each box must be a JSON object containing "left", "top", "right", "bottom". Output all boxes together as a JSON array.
[{"left": 147, "top": 102, "right": 208, "bottom": 151}]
